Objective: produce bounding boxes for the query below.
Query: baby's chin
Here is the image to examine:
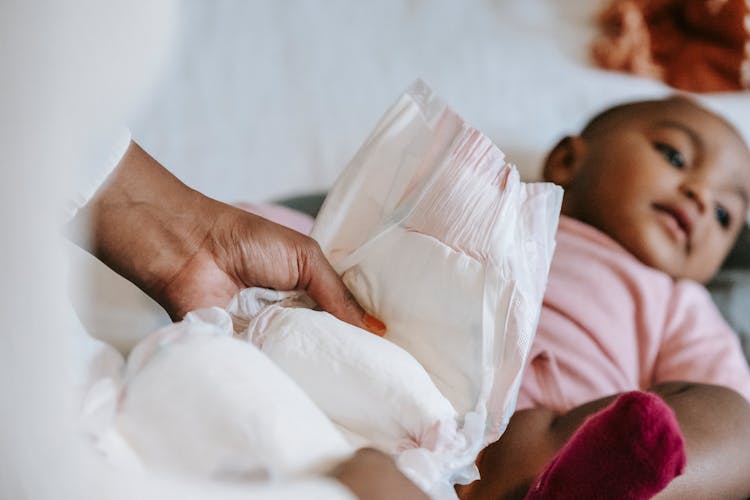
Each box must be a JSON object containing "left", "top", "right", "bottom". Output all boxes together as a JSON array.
[
  {"left": 627, "top": 238, "right": 718, "bottom": 284},
  {"left": 582, "top": 214, "right": 721, "bottom": 283}
]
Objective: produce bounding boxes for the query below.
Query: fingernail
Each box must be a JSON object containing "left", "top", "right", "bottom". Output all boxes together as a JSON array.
[{"left": 363, "top": 313, "right": 387, "bottom": 336}]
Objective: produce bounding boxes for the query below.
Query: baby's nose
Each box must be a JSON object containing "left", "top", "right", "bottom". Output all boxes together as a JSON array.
[{"left": 680, "top": 179, "right": 710, "bottom": 213}]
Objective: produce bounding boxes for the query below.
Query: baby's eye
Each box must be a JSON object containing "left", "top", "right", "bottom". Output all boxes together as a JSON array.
[
  {"left": 715, "top": 204, "right": 731, "bottom": 229},
  {"left": 654, "top": 142, "right": 685, "bottom": 169}
]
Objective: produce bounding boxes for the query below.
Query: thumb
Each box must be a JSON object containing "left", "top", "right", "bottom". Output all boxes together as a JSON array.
[{"left": 298, "top": 241, "right": 387, "bottom": 336}]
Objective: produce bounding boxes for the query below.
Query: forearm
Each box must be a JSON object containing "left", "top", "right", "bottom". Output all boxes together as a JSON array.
[
  {"left": 67, "top": 141, "right": 213, "bottom": 308},
  {"left": 652, "top": 382, "right": 750, "bottom": 499},
  {"left": 550, "top": 383, "right": 750, "bottom": 499},
  {"left": 67, "top": 141, "right": 377, "bottom": 328},
  {"left": 460, "top": 383, "right": 750, "bottom": 500},
  {"left": 458, "top": 395, "right": 619, "bottom": 499}
]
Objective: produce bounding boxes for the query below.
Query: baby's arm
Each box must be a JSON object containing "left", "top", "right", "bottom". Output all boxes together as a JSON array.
[
  {"left": 456, "top": 394, "right": 617, "bottom": 499},
  {"left": 650, "top": 382, "right": 750, "bottom": 499},
  {"left": 457, "top": 383, "right": 750, "bottom": 499},
  {"left": 651, "top": 284, "right": 750, "bottom": 497}
]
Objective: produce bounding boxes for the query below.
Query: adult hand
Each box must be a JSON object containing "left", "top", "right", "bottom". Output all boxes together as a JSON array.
[
  {"left": 68, "top": 141, "right": 386, "bottom": 334},
  {"left": 331, "top": 448, "right": 428, "bottom": 500}
]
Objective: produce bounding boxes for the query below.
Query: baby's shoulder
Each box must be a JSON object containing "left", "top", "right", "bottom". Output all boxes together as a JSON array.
[
  {"left": 552, "top": 229, "right": 673, "bottom": 297},
  {"left": 660, "top": 278, "right": 731, "bottom": 336},
  {"left": 669, "top": 278, "right": 721, "bottom": 312}
]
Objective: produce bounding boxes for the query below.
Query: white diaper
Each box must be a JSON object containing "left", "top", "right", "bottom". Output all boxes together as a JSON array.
[
  {"left": 249, "top": 303, "right": 461, "bottom": 454},
  {"left": 234, "top": 81, "right": 562, "bottom": 496}
]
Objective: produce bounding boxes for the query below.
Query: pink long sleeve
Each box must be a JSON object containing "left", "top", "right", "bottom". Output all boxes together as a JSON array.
[
  {"left": 655, "top": 280, "right": 750, "bottom": 401},
  {"left": 517, "top": 216, "right": 750, "bottom": 412}
]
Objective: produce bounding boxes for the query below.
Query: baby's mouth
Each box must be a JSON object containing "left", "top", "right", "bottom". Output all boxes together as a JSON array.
[{"left": 653, "top": 203, "right": 693, "bottom": 252}]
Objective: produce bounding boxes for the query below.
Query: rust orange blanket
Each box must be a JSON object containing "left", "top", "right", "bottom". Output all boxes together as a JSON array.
[{"left": 592, "top": 0, "right": 750, "bottom": 92}]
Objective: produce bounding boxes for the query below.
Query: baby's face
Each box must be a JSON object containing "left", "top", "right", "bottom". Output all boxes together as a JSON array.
[{"left": 551, "top": 98, "right": 750, "bottom": 283}]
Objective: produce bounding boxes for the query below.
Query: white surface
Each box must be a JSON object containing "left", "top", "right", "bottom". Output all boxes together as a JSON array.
[{"left": 130, "top": 0, "right": 749, "bottom": 206}]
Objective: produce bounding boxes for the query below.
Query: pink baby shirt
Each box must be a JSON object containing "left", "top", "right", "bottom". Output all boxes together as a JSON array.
[{"left": 517, "top": 215, "right": 750, "bottom": 412}]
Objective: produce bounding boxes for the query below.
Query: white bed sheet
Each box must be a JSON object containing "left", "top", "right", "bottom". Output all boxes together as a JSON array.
[{"left": 128, "top": 0, "right": 749, "bottom": 208}]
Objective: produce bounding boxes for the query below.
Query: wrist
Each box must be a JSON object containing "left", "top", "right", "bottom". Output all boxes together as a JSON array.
[
  {"left": 69, "top": 142, "right": 213, "bottom": 313},
  {"left": 104, "top": 185, "right": 210, "bottom": 300}
]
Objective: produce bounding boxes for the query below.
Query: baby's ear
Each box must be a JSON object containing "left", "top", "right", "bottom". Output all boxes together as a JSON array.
[{"left": 543, "top": 136, "right": 586, "bottom": 187}]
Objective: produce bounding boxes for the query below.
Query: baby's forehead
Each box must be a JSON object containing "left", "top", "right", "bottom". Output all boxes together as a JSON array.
[
  {"left": 663, "top": 99, "right": 750, "bottom": 165},
  {"left": 631, "top": 98, "right": 746, "bottom": 144},
  {"left": 589, "top": 98, "right": 749, "bottom": 155}
]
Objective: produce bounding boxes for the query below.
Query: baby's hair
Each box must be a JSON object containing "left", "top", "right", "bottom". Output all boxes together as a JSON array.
[
  {"left": 580, "top": 96, "right": 746, "bottom": 148},
  {"left": 580, "top": 100, "right": 653, "bottom": 138}
]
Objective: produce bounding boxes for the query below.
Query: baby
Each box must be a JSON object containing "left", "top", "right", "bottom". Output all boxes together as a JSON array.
[{"left": 457, "top": 96, "right": 750, "bottom": 499}]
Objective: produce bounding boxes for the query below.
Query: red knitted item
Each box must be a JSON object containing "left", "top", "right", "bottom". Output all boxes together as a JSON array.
[
  {"left": 525, "top": 391, "right": 686, "bottom": 500},
  {"left": 592, "top": 0, "right": 750, "bottom": 92}
]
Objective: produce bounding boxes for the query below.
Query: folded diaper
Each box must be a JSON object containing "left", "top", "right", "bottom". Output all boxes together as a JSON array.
[
  {"left": 313, "top": 80, "right": 561, "bottom": 442},
  {"left": 233, "top": 81, "right": 563, "bottom": 496}
]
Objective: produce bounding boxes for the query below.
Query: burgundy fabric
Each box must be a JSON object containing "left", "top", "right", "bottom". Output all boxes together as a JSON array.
[{"left": 525, "top": 391, "right": 686, "bottom": 500}]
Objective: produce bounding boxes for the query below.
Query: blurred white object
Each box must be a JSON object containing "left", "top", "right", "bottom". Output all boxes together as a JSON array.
[
  {"left": 114, "top": 309, "right": 353, "bottom": 480},
  {"left": 1, "top": 1, "right": 177, "bottom": 499}
]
